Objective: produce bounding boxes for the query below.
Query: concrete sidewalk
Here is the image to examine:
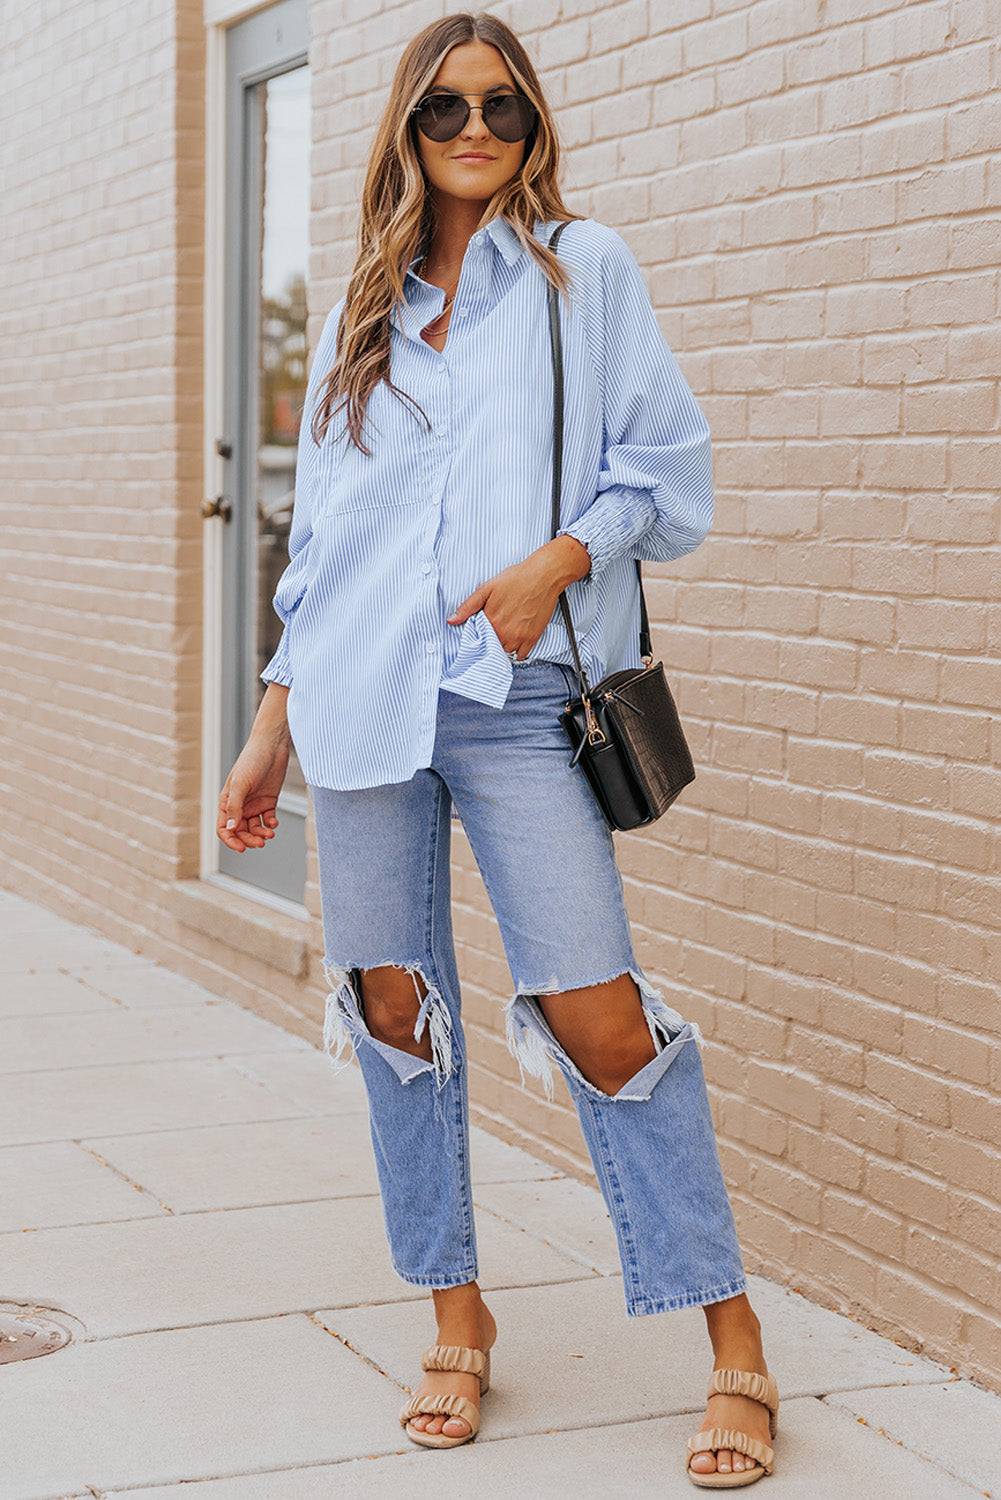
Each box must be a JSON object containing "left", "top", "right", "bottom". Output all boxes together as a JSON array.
[{"left": 1, "top": 887, "right": 998, "bottom": 1500}]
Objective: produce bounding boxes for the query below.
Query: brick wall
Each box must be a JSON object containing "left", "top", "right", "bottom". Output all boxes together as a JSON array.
[
  {"left": 0, "top": 0, "right": 201, "bottom": 897},
  {"left": 309, "top": 0, "right": 1001, "bottom": 1388},
  {"left": 2, "top": 0, "right": 999, "bottom": 1391},
  {"left": 0, "top": 1, "right": 330, "bottom": 1030}
]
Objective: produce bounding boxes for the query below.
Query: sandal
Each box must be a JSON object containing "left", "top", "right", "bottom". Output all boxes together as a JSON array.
[
  {"left": 686, "top": 1368, "right": 779, "bottom": 1488},
  {"left": 399, "top": 1343, "right": 491, "bottom": 1449}
]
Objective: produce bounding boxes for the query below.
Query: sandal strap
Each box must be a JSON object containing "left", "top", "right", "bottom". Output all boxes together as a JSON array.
[
  {"left": 708, "top": 1368, "right": 779, "bottom": 1434},
  {"left": 399, "top": 1391, "right": 480, "bottom": 1435},
  {"left": 687, "top": 1427, "right": 774, "bottom": 1475},
  {"left": 421, "top": 1344, "right": 487, "bottom": 1380}
]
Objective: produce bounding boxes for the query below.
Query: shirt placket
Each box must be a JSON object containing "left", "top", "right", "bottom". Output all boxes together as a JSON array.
[
  {"left": 420, "top": 236, "right": 489, "bottom": 740},
  {"left": 418, "top": 353, "right": 452, "bottom": 748}
]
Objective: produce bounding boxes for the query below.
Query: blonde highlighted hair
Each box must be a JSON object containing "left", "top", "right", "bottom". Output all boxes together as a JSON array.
[{"left": 311, "top": 11, "right": 579, "bottom": 453}]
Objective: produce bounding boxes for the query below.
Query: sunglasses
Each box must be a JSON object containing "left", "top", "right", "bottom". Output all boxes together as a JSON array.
[{"left": 411, "top": 90, "right": 537, "bottom": 144}]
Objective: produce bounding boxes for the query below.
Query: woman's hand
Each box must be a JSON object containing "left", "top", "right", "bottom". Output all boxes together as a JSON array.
[
  {"left": 217, "top": 684, "right": 293, "bottom": 853},
  {"left": 446, "top": 535, "right": 591, "bottom": 659}
]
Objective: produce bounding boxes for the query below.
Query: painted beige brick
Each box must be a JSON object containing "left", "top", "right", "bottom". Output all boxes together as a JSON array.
[
  {"left": 787, "top": 1121, "right": 865, "bottom": 1192},
  {"left": 823, "top": 1188, "right": 906, "bottom": 1259}
]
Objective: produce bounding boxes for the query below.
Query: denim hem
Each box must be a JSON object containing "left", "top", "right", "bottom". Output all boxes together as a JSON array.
[
  {"left": 392, "top": 1264, "right": 480, "bottom": 1290},
  {"left": 624, "top": 1274, "right": 748, "bottom": 1318}
]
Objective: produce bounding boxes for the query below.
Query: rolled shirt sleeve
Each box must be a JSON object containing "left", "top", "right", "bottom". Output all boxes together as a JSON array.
[
  {"left": 260, "top": 299, "right": 344, "bottom": 688},
  {"left": 558, "top": 225, "right": 713, "bottom": 574}
]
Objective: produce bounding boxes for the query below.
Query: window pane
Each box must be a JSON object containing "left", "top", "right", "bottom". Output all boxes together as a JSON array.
[{"left": 256, "top": 65, "right": 310, "bottom": 799}]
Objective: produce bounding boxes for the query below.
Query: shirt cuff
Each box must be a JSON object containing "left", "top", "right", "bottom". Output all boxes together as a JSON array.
[
  {"left": 558, "top": 484, "right": 656, "bottom": 575},
  {"left": 260, "top": 629, "right": 293, "bottom": 688}
]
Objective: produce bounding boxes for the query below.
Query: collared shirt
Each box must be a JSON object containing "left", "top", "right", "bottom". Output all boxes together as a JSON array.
[{"left": 261, "top": 216, "right": 713, "bottom": 791}]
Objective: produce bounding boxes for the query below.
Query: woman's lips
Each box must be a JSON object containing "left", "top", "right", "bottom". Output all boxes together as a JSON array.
[{"left": 453, "top": 154, "right": 495, "bottom": 162}]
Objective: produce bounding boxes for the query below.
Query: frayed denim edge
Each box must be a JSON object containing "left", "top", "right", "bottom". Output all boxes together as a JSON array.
[
  {"left": 321, "top": 958, "right": 455, "bottom": 1089},
  {"left": 503, "top": 967, "right": 702, "bottom": 1101}
]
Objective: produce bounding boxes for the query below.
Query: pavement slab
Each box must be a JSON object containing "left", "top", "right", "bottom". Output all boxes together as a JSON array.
[
  {"left": 1, "top": 1197, "right": 595, "bottom": 1338},
  {"left": 0, "top": 1056, "right": 303, "bottom": 1145},
  {"left": 0, "top": 1002, "right": 308, "bottom": 1075},
  {"left": 72, "top": 964, "right": 239, "bottom": 1008},
  {"left": 219, "top": 1049, "right": 370, "bottom": 1115},
  {"left": 0, "top": 971, "right": 120, "bottom": 1018},
  {"left": 467, "top": 1129, "right": 565, "bottom": 1185},
  {"left": 0, "top": 899, "right": 87, "bottom": 936},
  {"left": 473, "top": 1175, "right": 621, "bottom": 1274},
  {"left": 80, "top": 1114, "right": 565, "bottom": 1215},
  {"left": 101, "top": 1397, "right": 984, "bottom": 1500},
  {"left": 0, "top": 1314, "right": 402, "bottom": 1500},
  {"left": 323, "top": 1274, "right": 951, "bottom": 1443},
  {"left": 82, "top": 1114, "right": 382, "bottom": 1212},
  {"left": 827, "top": 1381, "right": 1001, "bottom": 1498},
  {"left": 1, "top": 934, "right": 147, "bottom": 973},
  {"left": 0, "top": 1140, "right": 168, "bottom": 1230}
]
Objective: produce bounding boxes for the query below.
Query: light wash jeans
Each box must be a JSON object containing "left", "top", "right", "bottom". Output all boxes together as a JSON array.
[{"left": 310, "top": 663, "right": 746, "bottom": 1316}]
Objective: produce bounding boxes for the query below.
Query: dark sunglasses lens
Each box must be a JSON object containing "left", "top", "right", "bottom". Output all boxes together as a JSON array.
[
  {"left": 415, "top": 94, "right": 468, "bottom": 141},
  {"left": 483, "top": 94, "right": 536, "bottom": 142}
]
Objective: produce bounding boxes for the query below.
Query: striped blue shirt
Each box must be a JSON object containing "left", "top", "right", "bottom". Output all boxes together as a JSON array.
[{"left": 261, "top": 216, "right": 713, "bottom": 791}]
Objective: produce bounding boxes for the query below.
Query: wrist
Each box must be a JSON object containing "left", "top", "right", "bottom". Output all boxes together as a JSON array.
[
  {"left": 542, "top": 534, "right": 591, "bottom": 589},
  {"left": 253, "top": 686, "right": 292, "bottom": 746}
]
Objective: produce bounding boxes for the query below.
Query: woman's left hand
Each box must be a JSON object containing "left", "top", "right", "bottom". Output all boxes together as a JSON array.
[{"left": 447, "top": 536, "right": 591, "bottom": 660}]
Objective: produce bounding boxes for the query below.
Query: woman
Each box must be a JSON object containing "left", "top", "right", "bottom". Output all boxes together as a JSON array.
[{"left": 218, "top": 12, "right": 777, "bottom": 1488}]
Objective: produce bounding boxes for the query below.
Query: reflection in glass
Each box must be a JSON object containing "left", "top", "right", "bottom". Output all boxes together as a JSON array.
[{"left": 255, "top": 66, "right": 310, "bottom": 798}]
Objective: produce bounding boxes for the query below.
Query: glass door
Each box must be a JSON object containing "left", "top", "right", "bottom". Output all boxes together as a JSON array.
[{"left": 219, "top": 0, "right": 309, "bottom": 901}]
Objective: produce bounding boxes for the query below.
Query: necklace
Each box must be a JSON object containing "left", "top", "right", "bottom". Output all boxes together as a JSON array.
[{"left": 417, "top": 253, "right": 458, "bottom": 323}]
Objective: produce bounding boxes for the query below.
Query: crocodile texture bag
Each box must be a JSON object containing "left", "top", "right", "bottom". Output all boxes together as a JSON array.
[{"left": 558, "top": 664, "right": 695, "bottom": 830}]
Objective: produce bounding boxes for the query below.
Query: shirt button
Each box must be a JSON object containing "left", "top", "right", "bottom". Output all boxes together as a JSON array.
[
  {"left": 422, "top": 563, "right": 432, "bottom": 576},
  {"left": 458, "top": 308, "right": 468, "bottom": 318},
  {"left": 426, "top": 643, "right": 435, "bottom": 655},
  {"left": 436, "top": 424, "right": 446, "bottom": 436}
]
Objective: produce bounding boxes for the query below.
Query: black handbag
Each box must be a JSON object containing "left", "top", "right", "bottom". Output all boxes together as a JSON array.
[{"left": 545, "top": 222, "right": 696, "bottom": 831}]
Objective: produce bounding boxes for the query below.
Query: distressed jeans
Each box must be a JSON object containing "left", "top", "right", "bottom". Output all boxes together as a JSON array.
[{"left": 310, "top": 664, "right": 746, "bottom": 1315}]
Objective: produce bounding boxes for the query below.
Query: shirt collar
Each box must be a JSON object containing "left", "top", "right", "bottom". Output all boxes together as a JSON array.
[
  {"left": 483, "top": 215, "right": 525, "bottom": 264},
  {"left": 404, "top": 215, "right": 548, "bottom": 281},
  {"left": 484, "top": 215, "right": 561, "bottom": 261},
  {"left": 396, "top": 216, "right": 551, "bottom": 340}
]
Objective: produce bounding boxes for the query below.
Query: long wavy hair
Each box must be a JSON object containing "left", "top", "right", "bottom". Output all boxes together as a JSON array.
[{"left": 311, "top": 11, "right": 579, "bottom": 453}]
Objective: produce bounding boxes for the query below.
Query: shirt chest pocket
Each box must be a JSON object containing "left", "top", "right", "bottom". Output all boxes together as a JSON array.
[{"left": 314, "top": 387, "right": 430, "bottom": 516}]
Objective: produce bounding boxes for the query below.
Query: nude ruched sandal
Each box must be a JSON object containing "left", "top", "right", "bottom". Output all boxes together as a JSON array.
[
  {"left": 686, "top": 1368, "right": 779, "bottom": 1488},
  {"left": 399, "top": 1344, "right": 491, "bottom": 1449}
]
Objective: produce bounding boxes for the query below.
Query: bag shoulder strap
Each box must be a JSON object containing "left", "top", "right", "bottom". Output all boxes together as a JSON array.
[
  {"left": 545, "top": 223, "right": 588, "bottom": 693},
  {"left": 545, "top": 222, "right": 652, "bottom": 687}
]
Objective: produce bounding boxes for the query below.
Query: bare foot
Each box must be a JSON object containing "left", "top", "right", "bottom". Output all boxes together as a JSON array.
[
  {"left": 405, "top": 1282, "right": 497, "bottom": 1442},
  {"left": 689, "top": 1293, "right": 772, "bottom": 1479}
]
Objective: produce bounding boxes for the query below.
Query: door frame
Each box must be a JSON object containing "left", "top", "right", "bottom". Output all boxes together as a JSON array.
[{"left": 199, "top": 0, "right": 310, "bottom": 914}]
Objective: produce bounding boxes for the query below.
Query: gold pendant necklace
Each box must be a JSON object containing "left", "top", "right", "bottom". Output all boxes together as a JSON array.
[{"left": 417, "top": 254, "right": 458, "bottom": 322}]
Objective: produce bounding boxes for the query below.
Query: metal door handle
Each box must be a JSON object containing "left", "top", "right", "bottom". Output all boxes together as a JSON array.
[{"left": 201, "top": 496, "right": 233, "bottom": 522}]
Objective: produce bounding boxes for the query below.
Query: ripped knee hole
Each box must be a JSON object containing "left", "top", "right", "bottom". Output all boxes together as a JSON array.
[
  {"left": 504, "top": 970, "right": 699, "bottom": 1102},
  {"left": 322, "top": 959, "right": 455, "bottom": 1086}
]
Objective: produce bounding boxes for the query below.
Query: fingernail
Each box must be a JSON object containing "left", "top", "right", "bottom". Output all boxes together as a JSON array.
[{"left": 226, "top": 819, "right": 236, "bottom": 829}]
